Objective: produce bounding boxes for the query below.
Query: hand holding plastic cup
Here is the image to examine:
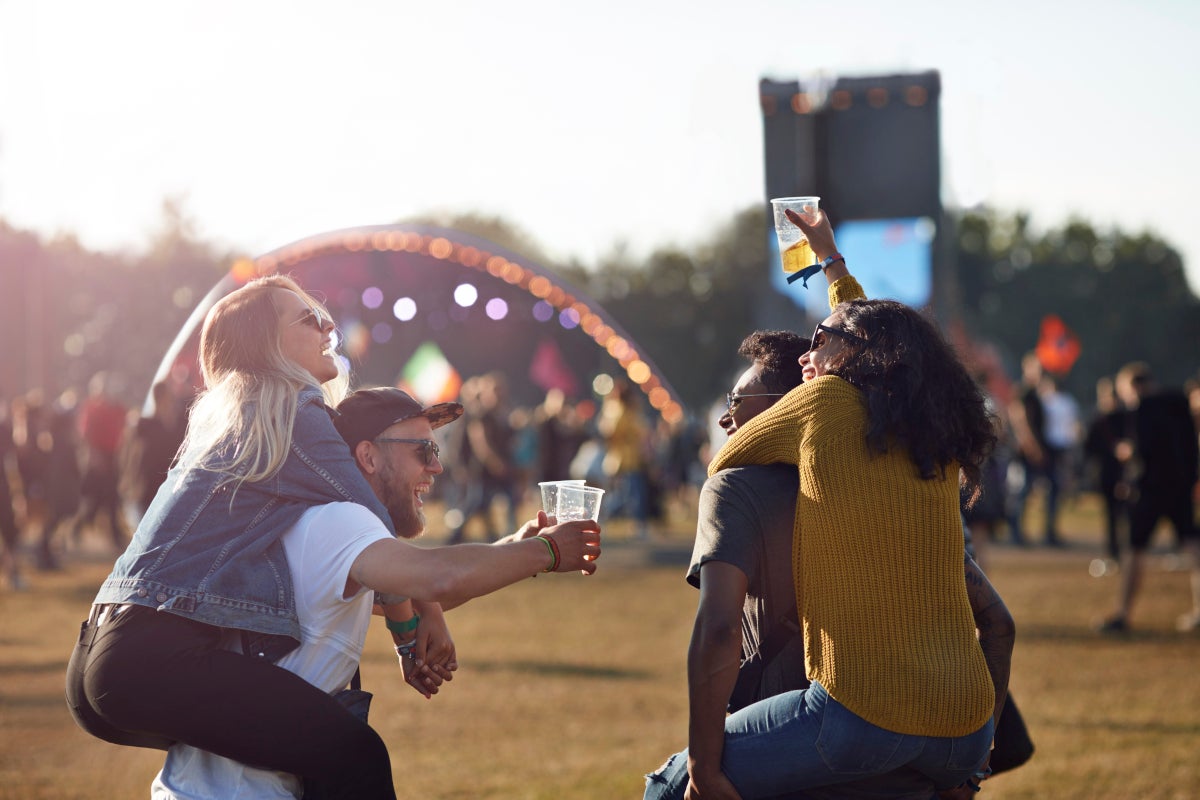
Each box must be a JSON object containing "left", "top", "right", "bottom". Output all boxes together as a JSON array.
[
  {"left": 770, "top": 196, "right": 821, "bottom": 274},
  {"left": 538, "top": 480, "right": 587, "bottom": 517},
  {"left": 555, "top": 484, "right": 605, "bottom": 522}
]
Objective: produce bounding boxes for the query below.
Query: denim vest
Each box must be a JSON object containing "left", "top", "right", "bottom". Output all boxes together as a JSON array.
[{"left": 94, "top": 387, "right": 394, "bottom": 662}]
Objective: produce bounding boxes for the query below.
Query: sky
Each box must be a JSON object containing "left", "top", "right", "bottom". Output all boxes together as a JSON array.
[{"left": 2, "top": 0, "right": 1198, "bottom": 290}]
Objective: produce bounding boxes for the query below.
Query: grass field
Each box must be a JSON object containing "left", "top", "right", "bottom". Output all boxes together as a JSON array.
[{"left": 1, "top": 492, "right": 1197, "bottom": 799}]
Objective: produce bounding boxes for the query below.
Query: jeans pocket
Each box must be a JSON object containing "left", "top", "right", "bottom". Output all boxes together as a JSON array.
[
  {"left": 815, "top": 697, "right": 905, "bottom": 776},
  {"left": 944, "top": 721, "right": 993, "bottom": 773}
]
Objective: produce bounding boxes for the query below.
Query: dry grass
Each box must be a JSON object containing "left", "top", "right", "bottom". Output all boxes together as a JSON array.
[{"left": 1, "top": 493, "right": 1198, "bottom": 799}]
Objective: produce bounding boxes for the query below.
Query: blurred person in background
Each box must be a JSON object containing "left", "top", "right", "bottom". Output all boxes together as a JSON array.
[
  {"left": 960, "top": 372, "right": 1009, "bottom": 573},
  {"left": 441, "top": 375, "right": 480, "bottom": 536},
  {"left": 1083, "top": 376, "right": 1129, "bottom": 572},
  {"left": 1040, "top": 373, "right": 1082, "bottom": 511},
  {"left": 36, "top": 390, "right": 82, "bottom": 570},
  {"left": 0, "top": 396, "right": 26, "bottom": 590},
  {"left": 124, "top": 379, "right": 188, "bottom": 522},
  {"left": 654, "top": 413, "right": 707, "bottom": 523},
  {"left": 1097, "top": 362, "right": 1200, "bottom": 633},
  {"left": 507, "top": 403, "right": 538, "bottom": 513},
  {"left": 446, "top": 372, "right": 516, "bottom": 542},
  {"left": 535, "top": 387, "right": 586, "bottom": 485},
  {"left": 1007, "top": 353, "right": 1063, "bottom": 547},
  {"left": 71, "top": 372, "right": 130, "bottom": 550},
  {"left": 11, "top": 391, "right": 50, "bottom": 545},
  {"left": 599, "top": 378, "right": 652, "bottom": 539}
]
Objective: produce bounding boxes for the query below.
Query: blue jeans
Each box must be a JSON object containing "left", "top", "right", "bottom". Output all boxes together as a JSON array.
[{"left": 644, "top": 681, "right": 993, "bottom": 800}]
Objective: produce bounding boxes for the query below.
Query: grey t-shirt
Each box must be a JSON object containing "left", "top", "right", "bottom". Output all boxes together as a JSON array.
[{"left": 688, "top": 464, "right": 808, "bottom": 704}]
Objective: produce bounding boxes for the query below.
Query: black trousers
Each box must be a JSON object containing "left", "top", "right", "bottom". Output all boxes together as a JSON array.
[{"left": 65, "top": 604, "right": 396, "bottom": 799}]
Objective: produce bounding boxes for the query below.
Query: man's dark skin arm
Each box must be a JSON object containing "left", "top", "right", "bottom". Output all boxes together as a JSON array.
[
  {"left": 965, "top": 553, "right": 1014, "bottom": 728},
  {"left": 940, "top": 554, "right": 1015, "bottom": 800},
  {"left": 685, "top": 561, "right": 749, "bottom": 800}
]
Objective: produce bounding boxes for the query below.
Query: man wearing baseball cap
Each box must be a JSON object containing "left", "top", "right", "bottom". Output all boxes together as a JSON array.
[
  {"left": 332, "top": 386, "right": 466, "bottom": 540},
  {"left": 152, "top": 387, "right": 601, "bottom": 799}
]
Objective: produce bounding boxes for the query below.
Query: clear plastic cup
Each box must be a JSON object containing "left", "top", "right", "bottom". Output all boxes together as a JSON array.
[
  {"left": 538, "top": 480, "right": 587, "bottom": 515},
  {"left": 555, "top": 484, "right": 605, "bottom": 522},
  {"left": 769, "top": 196, "right": 821, "bottom": 274}
]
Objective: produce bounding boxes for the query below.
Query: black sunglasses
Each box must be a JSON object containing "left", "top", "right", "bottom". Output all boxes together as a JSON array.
[
  {"left": 809, "top": 322, "right": 869, "bottom": 352},
  {"left": 725, "top": 391, "right": 786, "bottom": 414},
  {"left": 290, "top": 306, "right": 333, "bottom": 332},
  {"left": 374, "top": 438, "right": 440, "bottom": 466}
]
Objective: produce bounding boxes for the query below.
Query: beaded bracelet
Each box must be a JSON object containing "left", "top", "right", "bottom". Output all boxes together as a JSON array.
[
  {"left": 394, "top": 640, "right": 418, "bottom": 661},
  {"left": 385, "top": 613, "right": 421, "bottom": 636}
]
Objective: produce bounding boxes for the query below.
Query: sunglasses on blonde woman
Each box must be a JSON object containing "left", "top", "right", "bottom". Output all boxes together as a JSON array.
[{"left": 291, "top": 307, "right": 333, "bottom": 332}]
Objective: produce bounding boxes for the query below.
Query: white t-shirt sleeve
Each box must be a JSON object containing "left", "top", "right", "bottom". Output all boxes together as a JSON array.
[{"left": 287, "top": 502, "right": 394, "bottom": 607}]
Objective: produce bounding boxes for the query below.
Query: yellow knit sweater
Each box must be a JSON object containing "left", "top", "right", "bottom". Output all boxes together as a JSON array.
[{"left": 707, "top": 277, "right": 994, "bottom": 737}]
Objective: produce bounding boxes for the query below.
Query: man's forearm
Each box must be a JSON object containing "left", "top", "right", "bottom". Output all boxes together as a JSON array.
[
  {"left": 965, "top": 556, "right": 1015, "bottom": 724},
  {"left": 353, "top": 526, "right": 597, "bottom": 609},
  {"left": 686, "top": 616, "right": 742, "bottom": 778}
]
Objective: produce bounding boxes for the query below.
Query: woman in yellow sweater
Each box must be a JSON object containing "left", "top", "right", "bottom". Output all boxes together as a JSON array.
[{"left": 647, "top": 212, "right": 999, "bottom": 800}]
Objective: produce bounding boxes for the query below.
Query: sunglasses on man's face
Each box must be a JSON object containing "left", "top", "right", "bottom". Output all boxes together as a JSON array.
[
  {"left": 725, "top": 391, "right": 786, "bottom": 414},
  {"left": 291, "top": 306, "right": 333, "bottom": 332},
  {"left": 374, "top": 437, "right": 440, "bottom": 466}
]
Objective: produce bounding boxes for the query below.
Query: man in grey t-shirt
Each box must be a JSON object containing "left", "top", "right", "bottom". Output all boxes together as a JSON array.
[
  {"left": 653, "top": 328, "right": 1015, "bottom": 800},
  {"left": 689, "top": 463, "right": 805, "bottom": 705}
]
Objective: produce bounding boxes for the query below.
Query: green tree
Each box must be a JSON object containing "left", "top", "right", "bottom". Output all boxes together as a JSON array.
[{"left": 952, "top": 209, "right": 1200, "bottom": 401}]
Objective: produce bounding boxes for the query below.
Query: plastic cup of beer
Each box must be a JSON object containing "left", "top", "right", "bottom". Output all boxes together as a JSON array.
[
  {"left": 538, "top": 480, "right": 587, "bottom": 515},
  {"left": 769, "top": 196, "right": 821, "bottom": 275},
  {"left": 555, "top": 484, "right": 605, "bottom": 522}
]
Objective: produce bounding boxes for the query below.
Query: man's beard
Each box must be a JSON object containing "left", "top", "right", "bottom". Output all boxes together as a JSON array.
[{"left": 377, "top": 465, "right": 425, "bottom": 539}]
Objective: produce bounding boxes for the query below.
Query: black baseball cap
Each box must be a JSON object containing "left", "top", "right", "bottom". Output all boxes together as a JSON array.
[{"left": 333, "top": 387, "right": 463, "bottom": 449}]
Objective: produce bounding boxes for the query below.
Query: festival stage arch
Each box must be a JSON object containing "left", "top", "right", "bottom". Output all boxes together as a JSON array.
[{"left": 153, "top": 223, "right": 685, "bottom": 423}]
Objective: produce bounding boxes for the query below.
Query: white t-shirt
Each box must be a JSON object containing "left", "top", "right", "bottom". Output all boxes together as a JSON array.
[{"left": 151, "top": 502, "right": 393, "bottom": 800}]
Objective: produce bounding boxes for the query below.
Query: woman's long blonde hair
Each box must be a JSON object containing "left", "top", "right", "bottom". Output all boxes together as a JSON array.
[{"left": 179, "top": 275, "right": 349, "bottom": 487}]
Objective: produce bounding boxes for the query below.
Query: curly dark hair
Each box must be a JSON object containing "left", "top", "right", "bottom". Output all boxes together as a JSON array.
[
  {"left": 737, "top": 330, "right": 810, "bottom": 394},
  {"left": 827, "top": 299, "right": 997, "bottom": 504}
]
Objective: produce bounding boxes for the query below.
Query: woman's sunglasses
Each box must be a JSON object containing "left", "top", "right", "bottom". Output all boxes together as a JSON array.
[
  {"left": 291, "top": 307, "right": 333, "bottom": 332},
  {"left": 809, "top": 322, "right": 869, "bottom": 352}
]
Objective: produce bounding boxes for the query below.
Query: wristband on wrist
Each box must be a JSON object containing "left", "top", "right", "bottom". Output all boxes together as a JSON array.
[
  {"left": 818, "top": 253, "right": 845, "bottom": 271},
  {"left": 385, "top": 613, "right": 421, "bottom": 636},
  {"left": 536, "top": 534, "right": 560, "bottom": 572},
  {"left": 785, "top": 253, "right": 845, "bottom": 288},
  {"left": 395, "top": 640, "right": 418, "bottom": 660}
]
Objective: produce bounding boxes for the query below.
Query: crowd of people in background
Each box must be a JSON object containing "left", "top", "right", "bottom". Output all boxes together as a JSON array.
[
  {"left": 0, "top": 252, "right": 1194, "bottom": 798},
  {"left": 0, "top": 373, "right": 190, "bottom": 589},
  {"left": 2, "top": 354, "right": 1198, "bottom": 620}
]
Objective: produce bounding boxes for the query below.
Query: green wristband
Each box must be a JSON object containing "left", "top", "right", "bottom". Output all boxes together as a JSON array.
[
  {"left": 536, "top": 535, "right": 559, "bottom": 572},
  {"left": 385, "top": 613, "right": 420, "bottom": 635}
]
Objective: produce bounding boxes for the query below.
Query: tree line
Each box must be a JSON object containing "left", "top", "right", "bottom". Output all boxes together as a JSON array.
[{"left": 1, "top": 201, "right": 1196, "bottom": 414}]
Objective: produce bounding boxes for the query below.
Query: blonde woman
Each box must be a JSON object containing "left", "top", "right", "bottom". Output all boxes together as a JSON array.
[{"left": 66, "top": 276, "right": 431, "bottom": 797}]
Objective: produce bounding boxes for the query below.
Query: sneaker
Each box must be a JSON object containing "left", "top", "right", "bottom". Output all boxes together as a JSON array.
[
  {"left": 1095, "top": 615, "right": 1128, "bottom": 634},
  {"left": 1088, "top": 558, "right": 1119, "bottom": 578}
]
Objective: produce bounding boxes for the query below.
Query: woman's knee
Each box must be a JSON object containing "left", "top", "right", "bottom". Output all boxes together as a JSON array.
[
  {"left": 306, "top": 724, "right": 394, "bottom": 798},
  {"left": 643, "top": 750, "right": 688, "bottom": 800}
]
